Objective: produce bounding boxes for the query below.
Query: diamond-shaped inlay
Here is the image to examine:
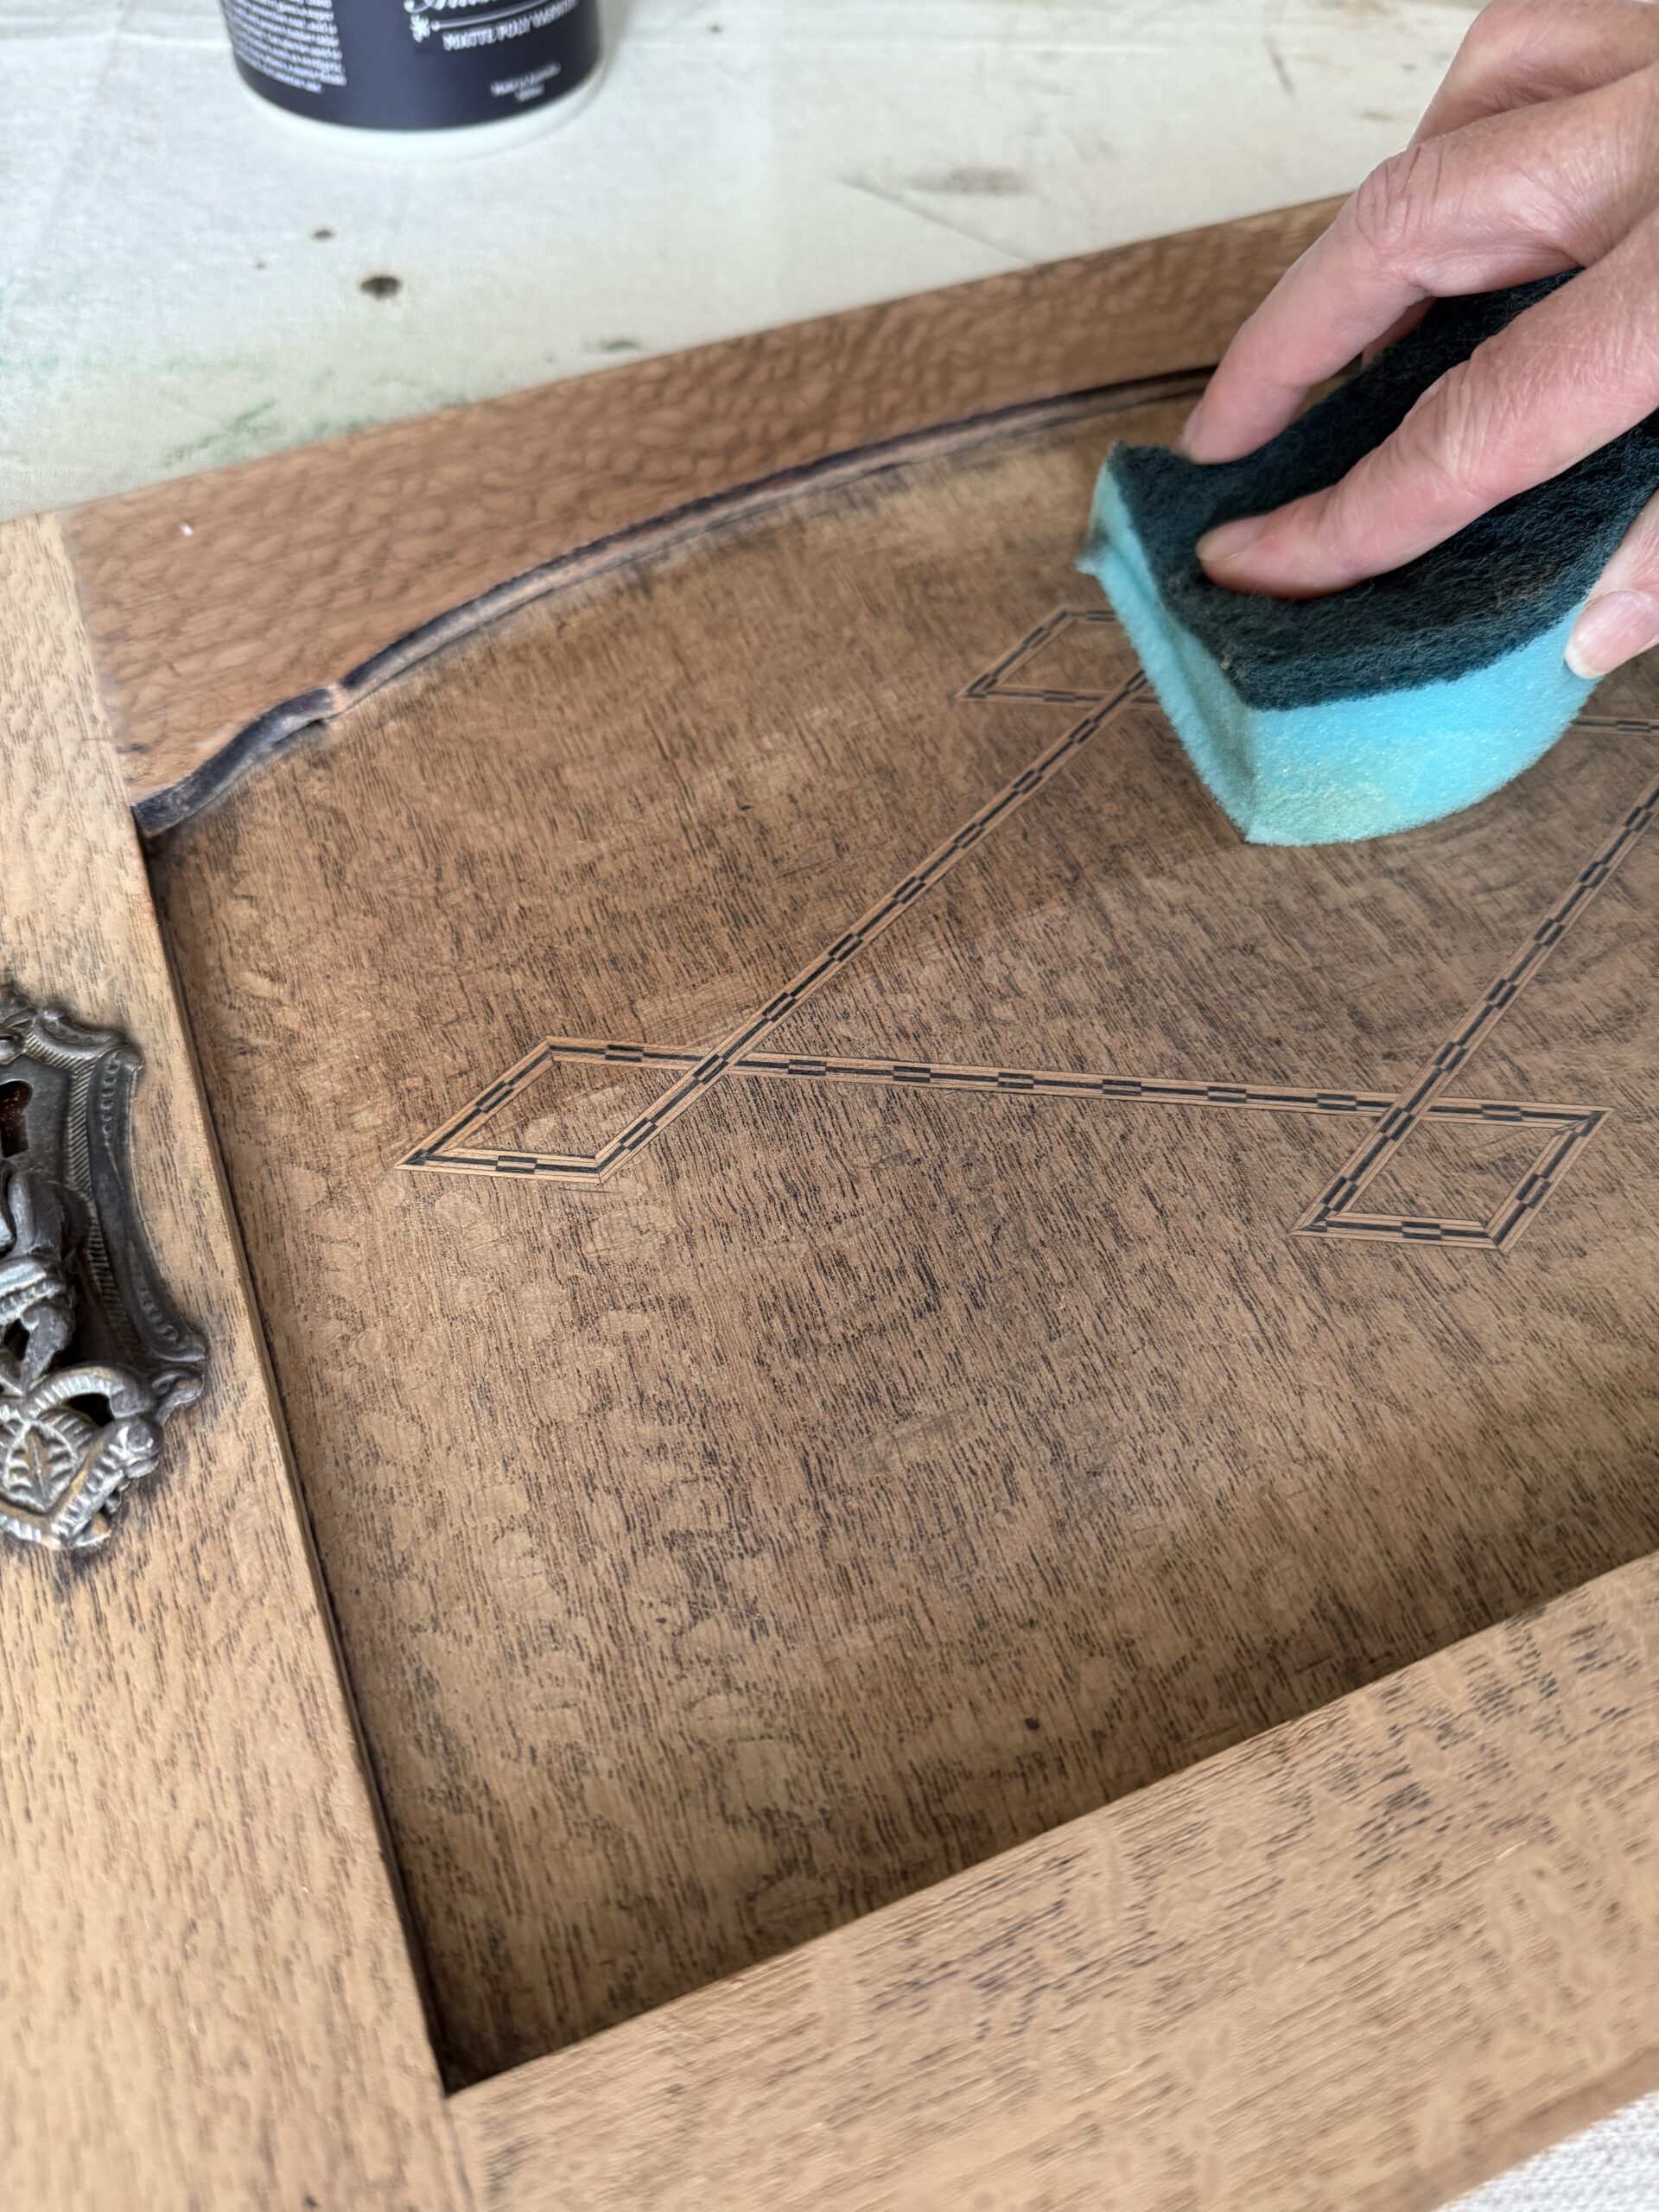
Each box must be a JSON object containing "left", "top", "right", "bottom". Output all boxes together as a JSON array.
[
  {"left": 1296, "top": 1102, "right": 1607, "bottom": 1252},
  {"left": 403, "top": 612, "right": 1650, "bottom": 1255}
]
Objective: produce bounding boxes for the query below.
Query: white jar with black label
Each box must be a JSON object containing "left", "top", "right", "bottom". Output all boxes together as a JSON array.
[{"left": 221, "top": 0, "right": 604, "bottom": 156}]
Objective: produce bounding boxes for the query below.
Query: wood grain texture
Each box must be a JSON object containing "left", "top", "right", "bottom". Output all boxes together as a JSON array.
[
  {"left": 151, "top": 387, "right": 1659, "bottom": 2088},
  {"left": 452, "top": 1551, "right": 1659, "bottom": 2212},
  {"left": 0, "top": 514, "right": 467, "bottom": 2211},
  {"left": 60, "top": 198, "right": 1341, "bottom": 821}
]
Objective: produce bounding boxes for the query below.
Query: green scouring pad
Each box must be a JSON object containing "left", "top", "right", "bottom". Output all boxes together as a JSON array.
[{"left": 1078, "top": 277, "right": 1659, "bottom": 845}]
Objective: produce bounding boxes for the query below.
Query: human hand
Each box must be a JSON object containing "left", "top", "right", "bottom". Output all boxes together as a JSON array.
[{"left": 1183, "top": 0, "right": 1659, "bottom": 679}]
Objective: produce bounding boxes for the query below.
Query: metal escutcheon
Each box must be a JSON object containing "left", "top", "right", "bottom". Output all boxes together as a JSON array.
[{"left": 0, "top": 986, "right": 206, "bottom": 1553}]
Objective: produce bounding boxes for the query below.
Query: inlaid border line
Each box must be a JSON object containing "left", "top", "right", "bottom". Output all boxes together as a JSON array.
[
  {"left": 495, "top": 1035, "right": 1606, "bottom": 1247},
  {"left": 960, "top": 607, "right": 1124, "bottom": 703},
  {"left": 520, "top": 1035, "right": 1599, "bottom": 1129},
  {"left": 402, "top": 672, "right": 1147, "bottom": 1179},
  {"left": 1297, "top": 770, "right": 1659, "bottom": 1239},
  {"left": 1308, "top": 1110, "right": 1607, "bottom": 1253},
  {"left": 401, "top": 600, "right": 1657, "bottom": 1251}
]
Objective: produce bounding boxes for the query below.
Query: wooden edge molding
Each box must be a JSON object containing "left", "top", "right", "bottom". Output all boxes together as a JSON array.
[
  {"left": 57, "top": 196, "right": 1342, "bottom": 821},
  {"left": 130, "top": 379, "right": 1197, "bottom": 836},
  {"left": 452, "top": 1553, "right": 1659, "bottom": 2212},
  {"left": 0, "top": 512, "right": 468, "bottom": 2210}
]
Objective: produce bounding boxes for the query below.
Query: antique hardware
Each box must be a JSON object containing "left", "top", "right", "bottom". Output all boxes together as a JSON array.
[{"left": 0, "top": 986, "right": 206, "bottom": 1551}]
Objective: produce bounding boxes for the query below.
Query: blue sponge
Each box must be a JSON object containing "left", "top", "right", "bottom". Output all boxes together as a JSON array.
[{"left": 1077, "top": 279, "right": 1659, "bottom": 844}]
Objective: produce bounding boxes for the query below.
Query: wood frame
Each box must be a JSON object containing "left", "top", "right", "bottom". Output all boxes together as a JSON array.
[{"left": 6, "top": 199, "right": 1657, "bottom": 2211}]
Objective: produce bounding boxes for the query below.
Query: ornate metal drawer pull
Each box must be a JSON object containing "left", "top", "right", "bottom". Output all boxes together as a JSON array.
[{"left": 0, "top": 987, "right": 206, "bottom": 1553}]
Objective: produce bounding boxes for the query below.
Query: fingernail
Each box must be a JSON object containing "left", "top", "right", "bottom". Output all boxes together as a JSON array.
[
  {"left": 1566, "top": 589, "right": 1659, "bottom": 679},
  {"left": 1196, "top": 512, "right": 1269, "bottom": 575},
  {"left": 1179, "top": 399, "right": 1205, "bottom": 455}
]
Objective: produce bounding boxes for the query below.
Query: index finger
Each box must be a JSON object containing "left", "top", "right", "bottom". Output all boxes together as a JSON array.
[
  {"left": 1179, "top": 85, "right": 1621, "bottom": 466},
  {"left": 1196, "top": 230, "right": 1659, "bottom": 598},
  {"left": 1412, "top": 0, "right": 1659, "bottom": 145}
]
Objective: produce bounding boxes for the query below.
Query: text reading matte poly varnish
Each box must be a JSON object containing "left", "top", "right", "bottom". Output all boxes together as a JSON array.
[{"left": 221, "top": 0, "right": 603, "bottom": 147}]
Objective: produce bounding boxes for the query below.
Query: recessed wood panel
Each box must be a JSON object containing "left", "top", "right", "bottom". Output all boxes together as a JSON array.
[{"left": 151, "top": 386, "right": 1659, "bottom": 2090}]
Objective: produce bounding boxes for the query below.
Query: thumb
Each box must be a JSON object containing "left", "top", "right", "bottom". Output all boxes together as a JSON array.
[{"left": 1566, "top": 488, "right": 1659, "bottom": 677}]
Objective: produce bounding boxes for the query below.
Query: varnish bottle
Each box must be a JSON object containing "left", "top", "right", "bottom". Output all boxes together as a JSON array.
[{"left": 220, "top": 0, "right": 604, "bottom": 154}]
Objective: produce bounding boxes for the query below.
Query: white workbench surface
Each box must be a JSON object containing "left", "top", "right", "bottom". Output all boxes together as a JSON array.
[
  {"left": 3, "top": 0, "right": 1474, "bottom": 518},
  {"left": 3, "top": 3, "right": 1655, "bottom": 2203}
]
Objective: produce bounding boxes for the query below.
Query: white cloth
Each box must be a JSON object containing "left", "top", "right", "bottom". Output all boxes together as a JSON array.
[
  {"left": 1454, "top": 2094, "right": 1659, "bottom": 2211},
  {"left": 11, "top": 6, "right": 1649, "bottom": 2205}
]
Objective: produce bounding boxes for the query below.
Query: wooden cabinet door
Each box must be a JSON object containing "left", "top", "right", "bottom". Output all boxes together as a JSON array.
[{"left": 6, "top": 200, "right": 1658, "bottom": 2212}]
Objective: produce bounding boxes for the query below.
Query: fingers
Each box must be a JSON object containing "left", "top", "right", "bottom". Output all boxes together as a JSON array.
[
  {"left": 1358, "top": 2, "right": 1656, "bottom": 375},
  {"left": 1184, "top": 67, "right": 1659, "bottom": 465},
  {"left": 1197, "top": 216, "right": 1659, "bottom": 597},
  {"left": 1414, "top": 0, "right": 1659, "bottom": 144},
  {"left": 1359, "top": 299, "right": 1431, "bottom": 367},
  {"left": 1567, "top": 486, "right": 1659, "bottom": 677}
]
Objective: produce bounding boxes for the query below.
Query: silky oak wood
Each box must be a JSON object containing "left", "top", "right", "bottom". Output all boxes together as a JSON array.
[
  {"left": 60, "top": 198, "right": 1341, "bottom": 824},
  {"left": 0, "top": 514, "right": 468, "bottom": 2212},
  {"left": 151, "top": 381, "right": 1659, "bottom": 2094},
  {"left": 452, "top": 1550, "right": 1659, "bottom": 2212},
  {"left": 25, "top": 191, "right": 1659, "bottom": 2212}
]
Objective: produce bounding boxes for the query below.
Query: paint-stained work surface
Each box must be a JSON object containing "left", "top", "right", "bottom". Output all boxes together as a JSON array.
[{"left": 0, "top": 0, "right": 1475, "bottom": 517}]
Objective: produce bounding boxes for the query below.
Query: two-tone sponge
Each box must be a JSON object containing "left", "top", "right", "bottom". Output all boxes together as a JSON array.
[{"left": 1078, "top": 278, "right": 1659, "bottom": 844}]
